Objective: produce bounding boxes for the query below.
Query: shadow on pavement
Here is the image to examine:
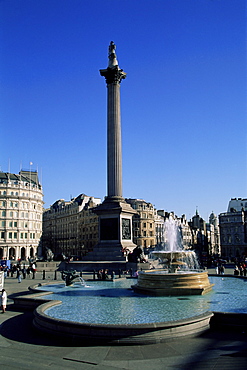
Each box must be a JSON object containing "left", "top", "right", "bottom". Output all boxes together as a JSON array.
[{"left": 0, "top": 311, "right": 76, "bottom": 347}]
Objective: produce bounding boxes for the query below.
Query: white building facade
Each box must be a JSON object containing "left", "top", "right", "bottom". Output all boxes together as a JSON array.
[{"left": 0, "top": 170, "right": 43, "bottom": 261}]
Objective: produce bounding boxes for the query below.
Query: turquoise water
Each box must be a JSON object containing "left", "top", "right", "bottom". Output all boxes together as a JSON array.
[{"left": 37, "top": 277, "right": 247, "bottom": 325}]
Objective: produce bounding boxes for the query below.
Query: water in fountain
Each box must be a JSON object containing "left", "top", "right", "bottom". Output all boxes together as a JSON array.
[
  {"left": 165, "top": 215, "right": 183, "bottom": 252},
  {"left": 150, "top": 215, "right": 200, "bottom": 271},
  {"left": 79, "top": 276, "right": 86, "bottom": 285}
]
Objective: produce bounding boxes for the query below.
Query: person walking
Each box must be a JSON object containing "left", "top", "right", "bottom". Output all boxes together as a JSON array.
[
  {"left": 17, "top": 268, "right": 22, "bottom": 283},
  {"left": 1, "top": 289, "right": 7, "bottom": 313},
  {"left": 26, "top": 266, "right": 31, "bottom": 278}
]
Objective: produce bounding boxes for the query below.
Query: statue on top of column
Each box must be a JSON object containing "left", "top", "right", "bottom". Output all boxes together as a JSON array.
[
  {"left": 100, "top": 41, "right": 126, "bottom": 84},
  {"left": 108, "top": 41, "right": 119, "bottom": 68}
]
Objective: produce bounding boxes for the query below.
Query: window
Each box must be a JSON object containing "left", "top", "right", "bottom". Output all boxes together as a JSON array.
[
  {"left": 2, "top": 211, "right": 6, "bottom": 217},
  {"left": 14, "top": 222, "right": 17, "bottom": 227},
  {"left": 14, "top": 232, "right": 17, "bottom": 239},
  {"left": 25, "top": 233, "right": 28, "bottom": 239},
  {"left": 9, "top": 232, "right": 12, "bottom": 239},
  {"left": 20, "top": 233, "right": 23, "bottom": 239},
  {"left": 9, "top": 221, "right": 13, "bottom": 227},
  {"left": 1, "top": 232, "right": 4, "bottom": 238}
]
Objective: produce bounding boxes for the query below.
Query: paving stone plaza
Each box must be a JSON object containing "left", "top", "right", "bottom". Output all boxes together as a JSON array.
[{"left": 0, "top": 267, "right": 247, "bottom": 369}]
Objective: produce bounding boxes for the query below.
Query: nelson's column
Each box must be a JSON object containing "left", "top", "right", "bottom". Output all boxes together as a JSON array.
[{"left": 88, "top": 42, "right": 137, "bottom": 264}]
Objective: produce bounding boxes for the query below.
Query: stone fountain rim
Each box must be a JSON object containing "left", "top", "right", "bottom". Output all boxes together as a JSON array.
[
  {"left": 32, "top": 296, "right": 213, "bottom": 344},
  {"left": 151, "top": 250, "right": 196, "bottom": 255},
  {"left": 139, "top": 268, "right": 207, "bottom": 275}
]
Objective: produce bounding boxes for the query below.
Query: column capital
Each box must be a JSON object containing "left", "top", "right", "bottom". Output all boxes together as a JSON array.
[{"left": 100, "top": 66, "right": 126, "bottom": 85}]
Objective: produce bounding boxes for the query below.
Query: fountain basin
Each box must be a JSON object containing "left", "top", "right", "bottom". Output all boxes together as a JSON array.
[
  {"left": 132, "top": 269, "right": 214, "bottom": 296},
  {"left": 12, "top": 276, "right": 247, "bottom": 344},
  {"left": 33, "top": 300, "right": 213, "bottom": 344},
  {"left": 151, "top": 250, "right": 195, "bottom": 259}
]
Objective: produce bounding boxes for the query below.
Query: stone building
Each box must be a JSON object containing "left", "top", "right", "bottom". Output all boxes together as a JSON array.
[
  {"left": 178, "top": 214, "right": 193, "bottom": 250},
  {"left": 125, "top": 202, "right": 193, "bottom": 254},
  {"left": 42, "top": 194, "right": 101, "bottom": 258},
  {"left": 0, "top": 170, "right": 43, "bottom": 260},
  {"left": 207, "top": 212, "right": 220, "bottom": 256},
  {"left": 219, "top": 208, "right": 247, "bottom": 260},
  {"left": 189, "top": 210, "right": 207, "bottom": 253},
  {"left": 125, "top": 199, "right": 156, "bottom": 251},
  {"left": 155, "top": 211, "right": 165, "bottom": 249},
  {"left": 42, "top": 192, "right": 222, "bottom": 262},
  {"left": 227, "top": 198, "right": 247, "bottom": 212}
]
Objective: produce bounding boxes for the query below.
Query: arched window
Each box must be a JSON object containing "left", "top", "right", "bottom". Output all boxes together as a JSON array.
[{"left": 21, "top": 247, "right": 26, "bottom": 259}]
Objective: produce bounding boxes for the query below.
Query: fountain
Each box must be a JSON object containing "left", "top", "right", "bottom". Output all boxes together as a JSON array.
[
  {"left": 28, "top": 216, "right": 213, "bottom": 343},
  {"left": 60, "top": 270, "right": 81, "bottom": 286},
  {"left": 25, "top": 275, "right": 247, "bottom": 344},
  {"left": 132, "top": 215, "right": 214, "bottom": 296}
]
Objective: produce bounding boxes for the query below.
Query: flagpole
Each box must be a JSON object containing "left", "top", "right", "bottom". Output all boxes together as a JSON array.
[
  {"left": 8, "top": 158, "right": 10, "bottom": 182},
  {"left": 40, "top": 167, "right": 42, "bottom": 187},
  {"left": 29, "top": 161, "right": 33, "bottom": 189},
  {"left": 20, "top": 161, "right": 22, "bottom": 184}
]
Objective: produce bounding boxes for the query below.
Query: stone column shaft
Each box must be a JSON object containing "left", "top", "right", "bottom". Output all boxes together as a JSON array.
[{"left": 107, "top": 83, "right": 122, "bottom": 198}]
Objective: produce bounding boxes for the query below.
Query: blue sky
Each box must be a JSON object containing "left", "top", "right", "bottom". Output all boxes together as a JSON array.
[{"left": 0, "top": 0, "right": 246, "bottom": 221}]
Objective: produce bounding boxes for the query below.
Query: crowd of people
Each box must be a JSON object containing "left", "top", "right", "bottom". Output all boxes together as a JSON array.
[
  {"left": 0, "top": 261, "right": 37, "bottom": 283},
  {"left": 215, "top": 264, "right": 225, "bottom": 275},
  {"left": 96, "top": 268, "right": 139, "bottom": 280},
  {"left": 234, "top": 263, "right": 247, "bottom": 276},
  {"left": 0, "top": 260, "right": 38, "bottom": 314},
  {"left": 97, "top": 269, "right": 112, "bottom": 280},
  {"left": 214, "top": 261, "right": 247, "bottom": 276}
]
